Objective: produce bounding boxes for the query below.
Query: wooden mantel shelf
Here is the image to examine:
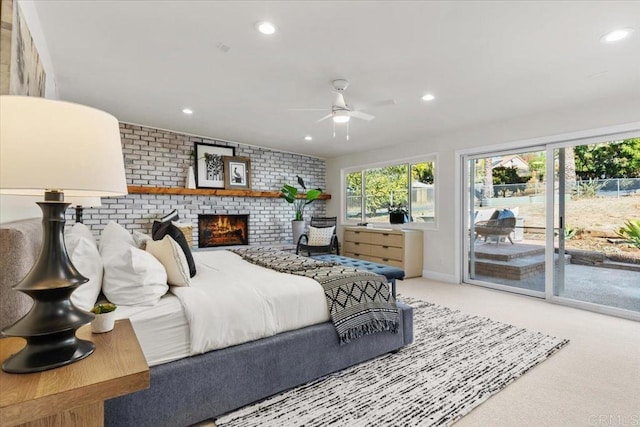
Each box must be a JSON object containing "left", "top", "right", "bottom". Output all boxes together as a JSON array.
[{"left": 127, "top": 185, "right": 331, "bottom": 200}]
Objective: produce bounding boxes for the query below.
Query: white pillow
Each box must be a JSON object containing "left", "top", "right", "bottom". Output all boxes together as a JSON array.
[
  {"left": 307, "top": 225, "right": 335, "bottom": 246},
  {"left": 65, "top": 232, "right": 103, "bottom": 312},
  {"left": 99, "top": 221, "right": 135, "bottom": 252},
  {"left": 68, "top": 223, "right": 97, "bottom": 247},
  {"left": 146, "top": 235, "right": 190, "bottom": 287},
  {"left": 100, "top": 223, "right": 168, "bottom": 306}
]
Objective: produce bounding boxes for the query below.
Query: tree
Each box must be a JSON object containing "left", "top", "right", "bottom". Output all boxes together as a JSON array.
[
  {"left": 412, "top": 162, "right": 434, "bottom": 184},
  {"left": 482, "top": 158, "right": 493, "bottom": 201},
  {"left": 574, "top": 139, "right": 640, "bottom": 179},
  {"left": 564, "top": 147, "right": 577, "bottom": 193}
]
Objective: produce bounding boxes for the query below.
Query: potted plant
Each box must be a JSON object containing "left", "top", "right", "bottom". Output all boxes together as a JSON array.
[
  {"left": 91, "top": 302, "right": 117, "bottom": 333},
  {"left": 281, "top": 175, "right": 322, "bottom": 244}
]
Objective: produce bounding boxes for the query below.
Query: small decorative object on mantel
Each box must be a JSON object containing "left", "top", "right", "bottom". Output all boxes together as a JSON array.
[
  {"left": 186, "top": 166, "right": 196, "bottom": 189},
  {"left": 194, "top": 142, "right": 235, "bottom": 189},
  {"left": 90, "top": 303, "right": 117, "bottom": 333},
  {"left": 281, "top": 176, "right": 323, "bottom": 244},
  {"left": 223, "top": 156, "right": 251, "bottom": 190}
]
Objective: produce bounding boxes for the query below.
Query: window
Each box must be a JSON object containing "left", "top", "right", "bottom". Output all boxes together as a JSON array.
[{"left": 345, "top": 158, "right": 436, "bottom": 225}]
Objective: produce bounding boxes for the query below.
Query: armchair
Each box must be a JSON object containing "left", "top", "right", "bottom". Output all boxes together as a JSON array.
[
  {"left": 296, "top": 217, "right": 340, "bottom": 256},
  {"left": 474, "top": 210, "right": 517, "bottom": 245}
]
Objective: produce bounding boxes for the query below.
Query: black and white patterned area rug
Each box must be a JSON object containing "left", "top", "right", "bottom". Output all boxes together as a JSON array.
[{"left": 216, "top": 297, "right": 569, "bottom": 427}]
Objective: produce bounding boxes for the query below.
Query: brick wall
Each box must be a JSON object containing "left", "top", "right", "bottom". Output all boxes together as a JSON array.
[{"left": 71, "top": 123, "right": 326, "bottom": 245}]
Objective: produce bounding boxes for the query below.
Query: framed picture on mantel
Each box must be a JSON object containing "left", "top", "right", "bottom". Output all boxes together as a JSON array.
[
  {"left": 223, "top": 156, "right": 251, "bottom": 190},
  {"left": 195, "top": 142, "right": 235, "bottom": 189}
]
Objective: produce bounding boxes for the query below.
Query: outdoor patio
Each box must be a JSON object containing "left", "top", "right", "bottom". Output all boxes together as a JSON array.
[{"left": 472, "top": 241, "right": 640, "bottom": 312}]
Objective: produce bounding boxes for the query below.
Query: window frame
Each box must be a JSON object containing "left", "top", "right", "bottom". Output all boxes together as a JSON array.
[{"left": 341, "top": 153, "right": 438, "bottom": 230}]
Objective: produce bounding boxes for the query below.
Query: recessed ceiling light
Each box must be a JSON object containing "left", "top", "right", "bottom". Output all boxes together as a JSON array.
[
  {"left": 600, "top": 28, "right": 634, "bottom": 43},
  {"left": 422, "top": 93, "right": 435, "bottom": 102},
  {"left": 304, "top": 136, "right": 313, "bottom": 141},
  {"left": 182, "top": 108, "right": 193, "bottom": 115},
  {"left": 256, "top": 21, "right": 277, "bottom": 35}
]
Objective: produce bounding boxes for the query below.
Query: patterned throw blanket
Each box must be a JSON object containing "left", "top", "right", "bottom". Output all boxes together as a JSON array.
[{"left": 231, "top": 247, "right": 399, "bottom": 344}]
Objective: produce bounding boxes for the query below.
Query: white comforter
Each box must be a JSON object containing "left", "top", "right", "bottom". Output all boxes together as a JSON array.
[{"left": 171, "top": 250, "right": 330, "bottom": 355}]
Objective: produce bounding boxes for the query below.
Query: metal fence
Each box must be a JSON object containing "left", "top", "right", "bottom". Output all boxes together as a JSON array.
[{"left": 477, "top": 178, "right": 640, "bottom": 201}]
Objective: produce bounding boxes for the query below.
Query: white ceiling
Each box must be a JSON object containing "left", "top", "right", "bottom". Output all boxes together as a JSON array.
[{"left": 33, "top": 1, "right": 640, "bottom": 158}]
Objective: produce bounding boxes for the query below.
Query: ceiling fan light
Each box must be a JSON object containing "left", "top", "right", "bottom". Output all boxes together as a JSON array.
[{"left": 333, "top": 110, "right": 350, "bottom": 123}]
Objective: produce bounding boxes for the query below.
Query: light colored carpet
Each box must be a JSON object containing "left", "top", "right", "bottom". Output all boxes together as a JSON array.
[
  {"left": 216, "top": 297, "right": 568, "bottom": 427},
  {"left": 401, "top": 279, "right": 640, "bottom": 427},
  {"left": 194, "top": 279, "right": 640, "bottom": 427}
]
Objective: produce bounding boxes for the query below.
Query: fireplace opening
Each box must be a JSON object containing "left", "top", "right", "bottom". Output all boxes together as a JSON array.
[{"left": 198, "top": 214, "right": 249, "bottom": 248}]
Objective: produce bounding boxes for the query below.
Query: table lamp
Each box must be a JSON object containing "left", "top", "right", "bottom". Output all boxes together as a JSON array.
[
  {"left": 0, "top": 96, "right": 128, "bottom": 373},
  {"left": 66, "top": 196, "right": 103, "bottom": 224}
]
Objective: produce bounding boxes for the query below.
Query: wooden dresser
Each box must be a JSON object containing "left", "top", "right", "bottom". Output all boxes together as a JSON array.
[{"left": 342, "top": 226, "right": 423, "bottom": 278}]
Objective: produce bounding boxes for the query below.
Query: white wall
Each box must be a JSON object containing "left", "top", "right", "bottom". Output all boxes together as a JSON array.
[
  {"left": 1, "top": 1, "right": 58, "bottom": 224},
  {"left": 326, "top": 93, "right": 640, "bottom": 283}
]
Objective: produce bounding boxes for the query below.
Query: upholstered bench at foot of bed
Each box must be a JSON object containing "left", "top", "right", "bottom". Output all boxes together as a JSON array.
[{"left": 311, "top": 254, "right": 405, "bottom": 297}]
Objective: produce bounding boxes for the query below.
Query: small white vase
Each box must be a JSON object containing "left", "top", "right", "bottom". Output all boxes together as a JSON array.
[
  {"left": 292, "top": 220, "right": 306, "bottom": 245},
  {"left": 91, "top": 312, "right": 116, "bottom": 333},
  {"left": 186, "top": 166, "right": 196, "bottom": 189}
]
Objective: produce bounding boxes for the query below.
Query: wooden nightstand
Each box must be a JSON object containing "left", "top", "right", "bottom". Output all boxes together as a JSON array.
[{"left": 0, "top": 319, "right": 149, "bottom": 427}]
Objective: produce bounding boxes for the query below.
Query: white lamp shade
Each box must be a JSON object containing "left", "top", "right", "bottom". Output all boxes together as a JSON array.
[
  {"left": 0, "top": 96, "right": 128, "bottom": 197},
  {"left": 66, "top": 196, "right": 102, "bottom": 208}
]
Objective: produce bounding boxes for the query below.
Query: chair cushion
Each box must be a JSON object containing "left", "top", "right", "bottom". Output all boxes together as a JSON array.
[
  {"left": 497, "top": 209, "right": 515, "bottom": 219},
  {"left": 307, "top": 225, "right": 335, "bottom": 246}
]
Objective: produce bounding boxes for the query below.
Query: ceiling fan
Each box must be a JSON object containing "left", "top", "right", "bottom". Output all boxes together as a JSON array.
[{"left": 291, "top": 79, "right": 395, "bottom": 139}]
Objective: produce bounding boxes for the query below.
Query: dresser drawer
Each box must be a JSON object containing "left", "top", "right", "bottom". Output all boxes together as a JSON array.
[
  {"left": 343, "top": 241, "right": 372, "bottom": 256},
  {"left": 370, "top": 232, "right": 403, "bottom": 247},
  {"left": 344, "top": 229, "right": 375, "bottom": 244},
  {"left": 369, "top": 244, "right": 403, "bottom": 260},
  {"left": 343, "top": 251, "right": 365, "bottom": 260}
]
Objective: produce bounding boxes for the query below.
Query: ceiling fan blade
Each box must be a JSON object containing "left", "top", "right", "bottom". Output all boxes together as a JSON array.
[
  {"left": 350, "top": 110, "right": 375, "bottom": 121},
  {"left": 358, "top": 99, "right": 396, "bottom": 110},
  {"left": 317, "top": 113, "right": 333, "bottom": 122},
  {"left": 289, "top": 108, "right": 328, "bottom": 111}
]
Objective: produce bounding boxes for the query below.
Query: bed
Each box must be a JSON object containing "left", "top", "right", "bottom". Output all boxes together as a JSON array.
[{"left": 0, "top": 218, "right": 414, "bottom": 427}]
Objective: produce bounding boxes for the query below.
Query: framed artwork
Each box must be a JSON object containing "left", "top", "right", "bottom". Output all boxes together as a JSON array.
[
  {"left": 194, "top": 142, "right": 235, "bottom": 189},
  {"left": 223, "top": 156, "right": 251, "bottom": 190}
]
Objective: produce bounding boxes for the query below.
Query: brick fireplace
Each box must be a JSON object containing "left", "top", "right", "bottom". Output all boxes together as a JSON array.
[{"left": 198, "top": 214, "right": 249, "bottom": 248}]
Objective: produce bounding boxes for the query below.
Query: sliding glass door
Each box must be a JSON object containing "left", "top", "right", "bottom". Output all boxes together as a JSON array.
[
  {"left": 463, "top": 135, "right": 640, "bottom": 319},
  {"left": 465, "top": 148, "right": 547, "bottom": 297},
  {"left": 551, "top": 140, "right": 640, "bottom": 314}
]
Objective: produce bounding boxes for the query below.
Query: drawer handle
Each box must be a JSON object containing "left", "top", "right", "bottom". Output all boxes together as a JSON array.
[
  {"left": 382, "top": 233, "right": 389, "bottom": 236},
  {"left": 382, "top": 245, "right": 389, "bottom": 249},
  {"left": 382, "top": 258, "right": 389, "bottom": 261},
  {"left": 354, "top": 242, "right": 360, "bottom": 245},
  {"left": 355, "top": 231, "right": 360, "bottom": 234}
]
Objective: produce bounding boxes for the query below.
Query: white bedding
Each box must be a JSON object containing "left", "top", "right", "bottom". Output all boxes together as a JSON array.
[
  {"left": 172, "top": 250, "right": 330, "bottom": 355},
  {"left": 114, "top": 250, "right": 330, "bottom": 365},
  {"left": 114, "top": 294, "right": 190, "bottom": 366}
]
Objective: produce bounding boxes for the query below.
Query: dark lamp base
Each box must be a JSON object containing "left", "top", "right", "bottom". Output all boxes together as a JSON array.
[
  {"left": 2, "top": 335, "right": 95, "bottom": 374},
  {"left": 1, "top": 192, "right": 95, "bottom": 374}
]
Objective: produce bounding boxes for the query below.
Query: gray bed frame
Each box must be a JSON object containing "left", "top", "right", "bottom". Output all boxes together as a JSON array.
[{"left": 0, "top": 218, "right": 414, "bottom": 427}]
